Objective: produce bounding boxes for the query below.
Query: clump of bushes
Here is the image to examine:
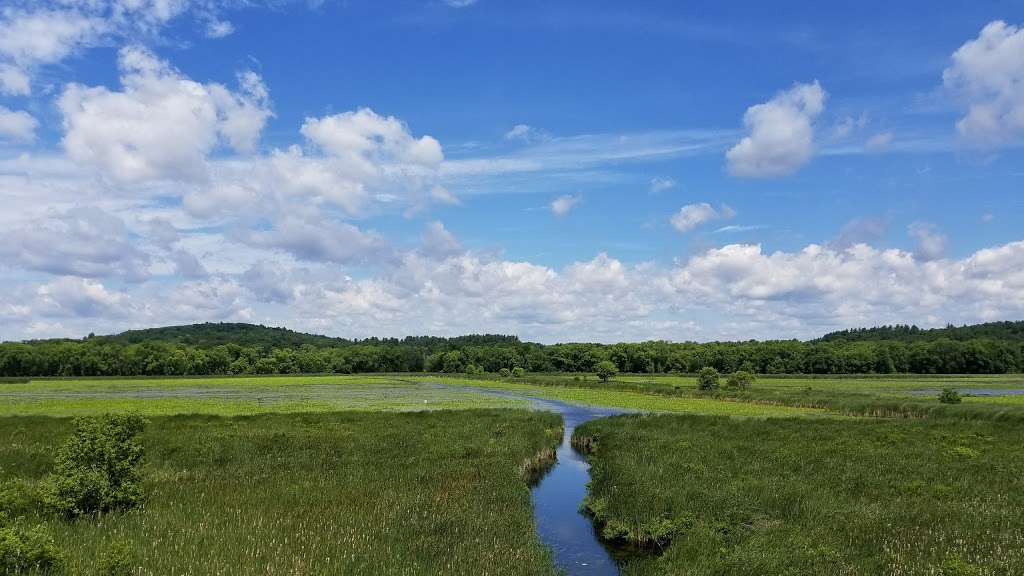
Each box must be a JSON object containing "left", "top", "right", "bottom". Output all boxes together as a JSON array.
[
  {"left": 725, "top": 370, "right": 756, "bottom": 390},
  {"left": 498, "top": 368, "right": 511, "bottom": 377},
  {"left": 42, "top": 414, "right": 148, "bottom": 518},
  {"left": 0, "top": 516, "right": 64, "bottom": 573},
  {"left": 939, "top": 388, "right": 962, "bottom": 404},
  {"left": 511, "top": 367, "right": 525, "bottom": 378},
  {"left": 696, "top": 367, "right": 720, "bottom": 390}
]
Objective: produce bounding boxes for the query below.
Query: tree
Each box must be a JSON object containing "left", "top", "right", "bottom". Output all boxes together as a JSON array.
[
  {"left": 725, "top": 370, "right": 755, "bottom": 390},
  {"left": 499, "top": 368, "right": 511, "bottom": 377},
  {"left": 939, "top": 388, "right": 962, "bottom": 404},
  {"left": 511, "top": 367, "right": 525, "bottom": 378},
  {"left": 42, "top": 414, "right": 148, "bottom": 517},
  {"left": 696, "top": 367, "right": 720, "bottom": 390},
  {"left": 594, "top": 361, "right": 618, "bottom": 382}
]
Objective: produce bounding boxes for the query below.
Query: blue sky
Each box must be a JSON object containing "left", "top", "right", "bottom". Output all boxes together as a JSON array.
[{"left": 0, "top": 0, "right": 1023, "bottom": 343}]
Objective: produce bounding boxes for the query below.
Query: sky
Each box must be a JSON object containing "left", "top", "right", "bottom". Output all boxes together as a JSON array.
[{"left": 1, "top": 0, "right": 1023, "bottom": 344}]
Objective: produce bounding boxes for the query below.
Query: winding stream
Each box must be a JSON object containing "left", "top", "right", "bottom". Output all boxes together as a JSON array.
[{"left": 424, "top": 383, "right": 632, "bottom": 575}]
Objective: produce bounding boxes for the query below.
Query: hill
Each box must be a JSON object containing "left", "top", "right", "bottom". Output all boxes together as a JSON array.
[{"left": 815, "top": 321, "right": 1024, "bottom": 343}]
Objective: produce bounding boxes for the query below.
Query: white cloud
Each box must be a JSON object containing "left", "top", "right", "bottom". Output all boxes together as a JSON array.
[
  {"left": 865, "top": 131, "right": 894, "bottom": 152},
  {"left": 551, "top": 194, "right": 582, "bottom": 216},
  {"left": 670, "top": 203, "right": 735, "bottom": 232},
  {"left": 908, "top": 222, "right": 947, "bottom": 261},
  {"left": 0, "top": 8, "right": 109, "bottom": 94},
  {"left": 205, "top": 18, "right": 234, "bottom": 38},
  {"left": 0, "top": 107, "right": 37, "bottom": 141},
  {"left": 505, "top": 124, "right": 533, "bottom": 140},
  {"left": 59, "top": 46, "right": 272, "bottom": 183},
  {"left": 420, "top": 221, "right": 464, "bottom": 260},
  {"left": 232, "top": 210, "right": 394, "bottom": 266},
  {"left": 981, "top": 213, "right": 995, "bottom": 224},
  {"left": 430, "top": 185, "right": 461, "bottom": 205},
  {"left": 443, "top": 0, "right": 479, "bottom": 7},
  {"left": 649, "top": 177, "right": 676, "bottom": 194},
  {"left": 830, "top": 216, "right": 889, "bottom": 250},
  {"left": 726, "top": 81, "right": 826, "bottom": 177},
  {"left": 944, "top": 21, "right": 1024, "bottom": 147},
  {"left": 33, "top": 277, "right": 135, "bottom": 319}
]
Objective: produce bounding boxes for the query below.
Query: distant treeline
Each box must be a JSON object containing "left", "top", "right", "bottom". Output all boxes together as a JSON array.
[
  {"left": 2, "top": 322, "right": 1024, "bottom": 376},
  {"left": 817, "top": 321, "right": 1024, "bottom": 343}
]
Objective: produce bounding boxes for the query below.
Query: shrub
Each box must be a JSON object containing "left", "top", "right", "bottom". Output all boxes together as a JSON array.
[
  {"left": 939, "top": 388, "right": 962, "bottom": 404},
  {"left": 696, "top": 367, "right": 721, "bottom": 390},
  {"left": 0, "top": 479, "right": 38, "bottom": 518},
  {"left": 511, "top": 367, "right": 525, "bottom": 378},
  {"left": 498, "top": 368, "right": 511, "bottom": 378},
  {"left": 42, "top": 414, "right": 148, "bottom": 518},
  {"left": 98, "top": 540, "right": 134, "bottom": 576},
  {"left": 0, "top": 518, "right": 64, "bottom": 574},
  {"left": 594, "top": 361, "right": 618, "bottom": 382},
  {"left": 725, "top": 371, "right": 756, "bottom": 390}
]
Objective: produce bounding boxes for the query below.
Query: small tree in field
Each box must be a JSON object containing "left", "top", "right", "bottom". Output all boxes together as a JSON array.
[
  {"left": 725, "top": 371, "right": 756, "bottom": 390},
  {"left": 498, "top": 368, "right": 511, "bottom": 377},
  {"left": 696, "top": 367, "right": 720, "bottom": 390},
  {"left": 511, "top": 367, "right": 525, "bottom": 378},
  {"left": 939, "top": 388, "right": 962, "bottom": 404},
  {"left": 594, "top": 361, "right": 618, "bottom": 382},
  {"left": 42, "top": 414, "right": 148, "bottom": 518}
]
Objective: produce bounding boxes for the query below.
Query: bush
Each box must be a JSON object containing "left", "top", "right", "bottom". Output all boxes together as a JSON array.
[
  {"left": 511, "top": 367, "right": 525, "bottom": 378},
  {"left": 98, "top": 540, "right": 134, "bottom": 576},
  {"left": 939, "top": 388, "right": 962, "bottom": 404},
  {"left": 0, "top": 517, "right": 64, "bottom": 574},
  {"left": 696, "top": 367, "right": 721, "bottom": 390},
  {"left": 0, "top": 479, "right": 38, "bottom": 518},
  {"left": 594, "top": 361, "right": 618, "bottom": 382},
  {"left": 498, "top": 368, "right": 511, "bottom": 378},
  {"left": 42, "top": 414, "right": 148, "bottom": 518},
  {"left": 726, "top": 371, "right": 756, "bottom": 390}
]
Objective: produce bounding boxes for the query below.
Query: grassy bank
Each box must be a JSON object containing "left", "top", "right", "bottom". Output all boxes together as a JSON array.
[
  {"left": 0, "top": 410, "right": 563, "bottom": 575},
  {"left": 573, "top": 414, "right": 1024, "bottom": 575}
]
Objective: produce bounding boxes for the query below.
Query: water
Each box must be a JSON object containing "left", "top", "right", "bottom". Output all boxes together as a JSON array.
[{"left": 425, "top": 383, "right": 631, "bottom": 575}]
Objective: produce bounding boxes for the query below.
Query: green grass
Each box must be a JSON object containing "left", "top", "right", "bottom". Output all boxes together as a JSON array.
[
  {"left": 0, "top": 410, "right": 563, "bottom": 575},
  {"left": 0, "top": 378, "right": 528, "bottom": 416},
  {"left": 573, "top": 414, "right": 1024, "bottom": 575}
]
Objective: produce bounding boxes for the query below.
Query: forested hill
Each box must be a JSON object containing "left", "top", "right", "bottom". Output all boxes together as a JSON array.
[
  {"left": 89, "top": 323, "right": 522, "bottom": 352},
  {"left": 816, "top": 321, "right": 1024, "bottom": 343}
]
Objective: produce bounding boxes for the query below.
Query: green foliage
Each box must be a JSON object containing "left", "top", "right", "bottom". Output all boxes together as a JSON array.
[
  {"left": 42, "top": 414, "right": 147, "bottom": 518},
  {"left": 594, "top": 361, "right": 618, "bottom": 382},
  {"left": 726, "top": 370, "right": 756, "bottom": 390},
  {"left": 498, "top": 368, "right": 511, "bottom": 378},
  {"left": 0, "top": 517, "right": 64, "bottom": 574},
  {"left": 697, "top": 367, "right": 721, "bottom": 390},
  {"left": 940, "top": 388, "right": 963, "bottom": 404},
  {"left": 0, "top": 479, "right": 37, "bottom": 518},
  {"left": 511, "top": 367, "right": 525, "bottom": 378},
  {"left": 98, "top": 540, "right": 133, "bottom": 576},
  {"left": 938, "top": 552, "right": 982, "bottom": 576}
]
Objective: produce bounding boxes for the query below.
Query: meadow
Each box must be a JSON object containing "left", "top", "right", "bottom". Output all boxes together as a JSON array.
[
  {"left": 0, "top": 410, "right": 563, "bottom": 575},
  {"left": 573, "top": 414, "right": 1024, "bottom": 575}
]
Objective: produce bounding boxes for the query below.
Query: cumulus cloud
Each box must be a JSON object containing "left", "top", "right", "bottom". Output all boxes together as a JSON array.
[
  {"left": 0, "top": 107, "right": 37, "bottom": 141},
  {"left": 205, "top": 18, "right": 234, "bottom": 38},
  {"left": 649, "top": 177, "right": 676, "bottom": 194},
  {"left": 60, "top": 46, "right": 272, "bottom": 183},
  {"left": 944, "top": 21, "right": 1024, "bottom": 147},
  {"left": 0, "top": 206, "right": 150, "bottom": 280},
  {"left": 420, "top": 221, "right": 464, "bottom": 260},
  {"left": 232, "top": 211, "right": 394, "bottom": 266},
  {"left": 33, "top": 277, "right": 135, "bottom": 319},
  {"left": 670, "top": 203, "right": 735, "bottom": 232},
  {"left": 0, "top": 8, "right": 108, "bottom": 94},
  {"left": 908, "top": 222, "right": 947, "bottom": 261},
  {"left": 830, "top": 216, "right": 890, "bottom": 250},
  {"left": 726, "top": 81, "right": 827, "bottom": 177},
  {"left": 242, "top": 261, "right": 296, "bottom": 304},
  {"left": 551, "top": 194, "right": 582, "bottom": 216}
]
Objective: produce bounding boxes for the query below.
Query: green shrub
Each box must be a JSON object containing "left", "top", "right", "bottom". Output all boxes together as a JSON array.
[
  {"left": 0, "top": 479, "right": 38, "bottom": 518},
  {"left": 725, "top": 370, "right": 755, "bottom": 390},
  {"left": 939, "top": 388, "right": 962, "bottom": 404},
  {"left": 696, "top": 367, "right": 721, "bottom": 390},
  {"left": 498, "top": 368, "right": 511, "bottom": 378},
  {"left": 511, "top": 367, "right": 525, "bottom": 378},
  {"left": 98, "top": 540, "right": 134, "bottom": 576},
  {"left": 0, "top": 517, "right": 64, "bottom": 574},
  {"left": 594, "top": 361, "right": 618, "bottom": 382},
  {"left": 42, "top": 414, "right": 148, "bottom": 518}
]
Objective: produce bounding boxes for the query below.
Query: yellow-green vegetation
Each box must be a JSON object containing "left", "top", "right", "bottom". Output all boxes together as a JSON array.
[
  {"left": 422, "top": 377, "right": 827, "bottom": 417},
  {"left": 0, "top": 377, "right": 528, "bottom": 416},
  {"left": 573, "top": 414, "right": 1024, "bottom": 575},
  {"left": 0, "top": 410, "right": 563, "bottom": 575}
]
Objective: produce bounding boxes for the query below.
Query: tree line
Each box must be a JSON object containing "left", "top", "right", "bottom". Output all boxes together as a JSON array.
[{"left": 2, "top": 334, "right": 1022, "bottom": 377}]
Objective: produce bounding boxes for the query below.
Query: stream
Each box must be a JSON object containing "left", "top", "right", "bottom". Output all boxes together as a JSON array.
[{"left": 424, "top": 383, "right": 632, "bottom": 575}]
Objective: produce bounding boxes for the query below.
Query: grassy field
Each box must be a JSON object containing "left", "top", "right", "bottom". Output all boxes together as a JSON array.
[
  {"left": 573, "top": 414, "right": 1024, "bottom": 575},
  {"left": 0, "top": 410, "right": 563, "bottom": 575}
]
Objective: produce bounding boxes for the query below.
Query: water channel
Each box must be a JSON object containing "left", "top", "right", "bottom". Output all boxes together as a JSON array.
[{"left": 424, "top": 383, "right": 633, "bottom": 575}]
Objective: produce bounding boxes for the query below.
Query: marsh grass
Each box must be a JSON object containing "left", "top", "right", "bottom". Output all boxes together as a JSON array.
[
  {"left": 573, "top": 414, "right": 1024, "bottom": 575},
  {"left": 0, "top": 410, "right": 563, "bottom": 575}
]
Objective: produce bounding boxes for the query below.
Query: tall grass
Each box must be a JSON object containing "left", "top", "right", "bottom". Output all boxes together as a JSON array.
[
  {"left": 0, "top": 410, "right": 563, "bottom": 575},
  {"left": 573, "top": 414, "right": 1024, "bottom": 575}
]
